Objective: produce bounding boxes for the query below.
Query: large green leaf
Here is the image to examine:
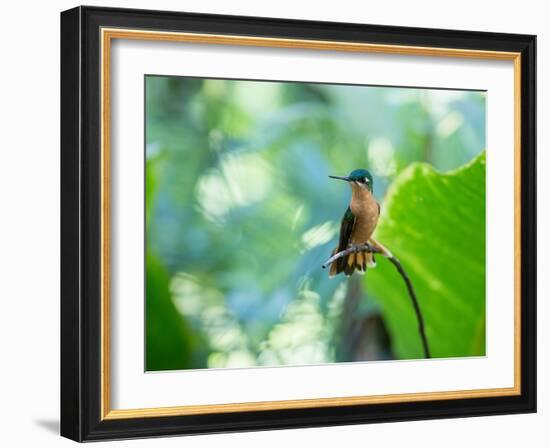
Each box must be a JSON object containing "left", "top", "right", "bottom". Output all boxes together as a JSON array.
[{"left": 366, "top": 152, "right": 486, "bottom": 359}]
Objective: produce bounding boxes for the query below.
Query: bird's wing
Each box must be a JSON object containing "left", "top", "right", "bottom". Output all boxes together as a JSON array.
[
  {"left": 337, "top": 206, "right": 356, "bottom": 253},
  {"left": 329, "top": 207, "right": 357, "bottom": 277},
  {"left": 377, "top": 202, "right": 381, "bottom": 216}
]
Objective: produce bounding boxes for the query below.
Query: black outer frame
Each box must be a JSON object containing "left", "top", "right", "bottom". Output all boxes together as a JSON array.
[{"left": 60, "top": 5, "right": 536, "bottom": 442}]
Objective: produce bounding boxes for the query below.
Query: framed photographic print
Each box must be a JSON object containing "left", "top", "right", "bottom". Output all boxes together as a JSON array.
[{"left": 60, "top": 6, "right": 536, "bottom": 442}]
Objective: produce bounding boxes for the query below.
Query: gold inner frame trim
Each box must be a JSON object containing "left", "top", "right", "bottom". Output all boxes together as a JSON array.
[{"left": 100, "top": 27, "right": 522, "bottom": 420}]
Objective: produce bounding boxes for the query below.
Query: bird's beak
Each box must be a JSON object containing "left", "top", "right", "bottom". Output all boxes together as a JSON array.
[{"left": 328, "top": 175, "right": 351, "bottom": 182}]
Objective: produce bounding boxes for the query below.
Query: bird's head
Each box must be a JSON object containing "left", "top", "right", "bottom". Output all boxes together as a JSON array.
[{"left": 329, "top": 169, "right": 373, "bottom": 193}]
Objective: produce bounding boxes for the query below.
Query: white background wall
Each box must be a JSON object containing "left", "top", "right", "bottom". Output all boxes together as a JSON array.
[{"left": 0, "top": 0, "right": 546, "bottom": 446}]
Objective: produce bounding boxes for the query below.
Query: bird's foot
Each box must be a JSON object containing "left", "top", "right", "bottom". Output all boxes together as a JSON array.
[{"left": 349, "top": 242, "right": 377, "bottom": 253}]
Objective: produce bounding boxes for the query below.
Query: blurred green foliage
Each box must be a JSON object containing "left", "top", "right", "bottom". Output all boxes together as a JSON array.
[
  {"left": 145, "top": 75, "right": 486, "bottom": 370},
  {"left": 146, "top": 254, "right": 208, "bottom": 370}
]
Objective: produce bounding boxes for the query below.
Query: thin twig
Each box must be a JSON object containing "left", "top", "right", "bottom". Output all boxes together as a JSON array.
[
  {"left": 321, "top": 243, "right": 380, "bottom": 269},
  {"left": 322, "top": 245, "right": 431, "bottom": 359},
  {"left": 386, "top": 257, "right": 431, "bottom": 359}
]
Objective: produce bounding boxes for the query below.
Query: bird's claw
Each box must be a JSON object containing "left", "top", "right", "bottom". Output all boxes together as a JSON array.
[{"left": 349, "top": 242, "right": 375, "bottom": 253}]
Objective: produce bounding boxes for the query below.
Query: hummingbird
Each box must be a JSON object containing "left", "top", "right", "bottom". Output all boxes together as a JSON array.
[{"left": 328, "top": 169, "right": 391, "bottom": 277}]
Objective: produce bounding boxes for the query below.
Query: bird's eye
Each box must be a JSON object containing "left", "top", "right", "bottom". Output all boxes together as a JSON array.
[{"left": 362, "top": 177, "right": 369, "bottom": 184}]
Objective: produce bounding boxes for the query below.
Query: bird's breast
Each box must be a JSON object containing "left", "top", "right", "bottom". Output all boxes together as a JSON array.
[{"left": 349, "top": 188, "right": 379, "bottom": 243}]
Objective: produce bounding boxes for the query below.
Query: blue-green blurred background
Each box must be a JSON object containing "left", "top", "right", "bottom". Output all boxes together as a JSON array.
[{"left": 145, "top": 76, "right": 486, "bottom": 371}]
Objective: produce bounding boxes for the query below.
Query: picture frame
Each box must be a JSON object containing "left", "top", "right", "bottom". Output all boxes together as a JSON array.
[{"left": 60, "top": 5, "right": 536, "bottom": 442}]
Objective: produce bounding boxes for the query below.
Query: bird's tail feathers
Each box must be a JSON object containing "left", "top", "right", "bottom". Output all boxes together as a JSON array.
[
  {"left": 329, "top": 247, "right": 375, "bottom": 277},
  {"left": 328, "top": 239, "right": 392, "bottom": 278}
]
